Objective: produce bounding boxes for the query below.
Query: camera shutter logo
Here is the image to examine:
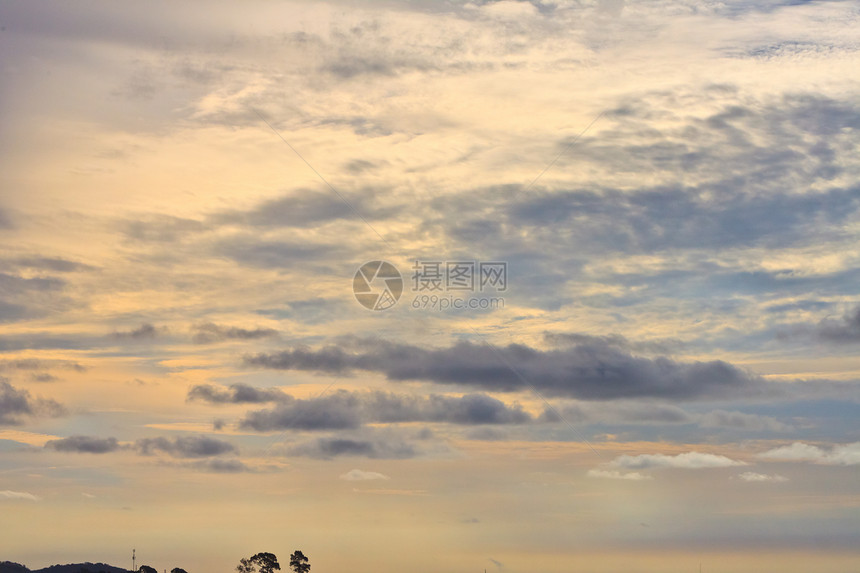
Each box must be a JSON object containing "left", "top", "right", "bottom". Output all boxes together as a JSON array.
[{"left": 353, "top": 261, "right": 403, "bottom": 311}]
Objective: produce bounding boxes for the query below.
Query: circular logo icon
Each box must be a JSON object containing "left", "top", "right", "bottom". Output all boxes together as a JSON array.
[{"left": 353, "top": 261, "right": 403, "bottom": 311}]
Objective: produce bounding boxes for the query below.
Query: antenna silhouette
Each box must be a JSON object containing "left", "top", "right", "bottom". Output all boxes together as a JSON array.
[{"left": 132, "top": 549, "right": 135, "bottom": 573}]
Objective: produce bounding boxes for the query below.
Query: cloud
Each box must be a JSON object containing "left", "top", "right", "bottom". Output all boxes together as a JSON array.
[
  {"left": 0, "top": 380, "right": 65, "bottom": 425},
  {"left": 607, "top": 451, "right": 745, "bottom": 470},
  {"left": 212, "top": 189, "right": 399, "bottom": 229},
  {"left": 46, "top": 435, "right": 121, "bottom": 454},
  {"left": 544, "top": 332, "right": 685, "bottom": 355},
  {"left": 816, "top": 306, "right": 860, "bottom": 342},
  {"left": 187, "top": 458, "right": 250, "bottom": 473},
  {"left": 135, "top": 435, "right": 236, "bottom": 458},
  {"left": 464, "top": 427, "right": 508, "bottom": 441},
  {"left": 0, "top": 358, "right": 86, "bottom": 373},
  {"left": 0, "top": 208, "right": 12, "bottom": 229},
  {"left": 288, "top": 436, "right": 416, "bottom": 460},
  {"left": 111, "top": 323, "right": 163, "bottom": 340},
  {"left": 757, "top": 441, "right": 860, "bottom": 466},
  {"left": 188, "top": 383, "right": 289, "bottom": 404},
  {"left": 121, "top": 214, "right": 206, "bottom": 243},
  {"left": 340, "top": 469, "right": 391, "bottom": 481},
  {"left": 0, "top": 272, "right": 68, "bottom": 322},
  {"left": 0, "top": 490, "right": 40, "bottom": 502},
  {"left": 586, "top": 469, "right": 652, "bottom": 481},
  {"left": 737, "top": 472, "right": 788, "bottom": 483},
  {"left": 244, "top": 338, "right": 764, "bottom": 401},
  {"left": 239, "top": 392, "right": 362, "bottom": 431},
  {"left": 13, "top": 256, "right": 96, "bottom": 273},
  {"left": 210, "top": 236, "right": 345, "bottom": 271},
  {"left": 191, "top": 323, "right": 279, "bottom": 344},
  {"left": 546, "top": 401, "right": 693, "bottom": 425},
  {"left": 43, "top": 434, "right": 248, "bottom": 468},
  {"left": 237, "top": 389, "right": 532, "bottom": 432},
  {"left": 698, "top": 410, "right": 792, "bottom": 432}
]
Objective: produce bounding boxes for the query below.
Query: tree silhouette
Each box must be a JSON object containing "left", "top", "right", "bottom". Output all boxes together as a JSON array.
[
  {"left": 138, "top": 566, "right": 158, "bottom": 573},
  {"left": 251, "top": 553, "right": 280, "bottom": 573},
  {"left": 237, "top": 553, "right": 280, "bottom": 573},
  {"left": 171, "top": 569, "right": 189, "bottom": 573},
  {"left": 289, "top": 551, "right": 309, "bottom": 573}
]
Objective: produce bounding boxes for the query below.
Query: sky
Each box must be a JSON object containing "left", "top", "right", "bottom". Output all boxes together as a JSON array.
[{"left": 1, "top": 0, "right": 859, "bottom": 572}]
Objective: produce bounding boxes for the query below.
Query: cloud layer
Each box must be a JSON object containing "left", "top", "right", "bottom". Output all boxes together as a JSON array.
[{"left": 244, "top": 339, "right": 765, "bottom": 401}]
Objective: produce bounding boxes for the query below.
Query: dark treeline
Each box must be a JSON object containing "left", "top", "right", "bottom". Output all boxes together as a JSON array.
[{"left": 1, "top": 549, "right": 310, "bottom": 573}]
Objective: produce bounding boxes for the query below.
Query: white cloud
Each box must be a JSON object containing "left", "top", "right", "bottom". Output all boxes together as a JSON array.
[
  {"left": 0, "top": 490, "right": 40, "bottom": 501},
  {"left": 737, "top": 472, "right": 788, "bottom": 483},
  {"left": 608, "top": 451, "right": 746, "bottom": 470},
  {"left": 757, "top": 442, "right": 860, "bottom": 466},
  {"left": 340, "top": 469, "right": 391, "bottom": 481},
  {"left": 587, "top": 469, "right": 652, "bottom": 481}
]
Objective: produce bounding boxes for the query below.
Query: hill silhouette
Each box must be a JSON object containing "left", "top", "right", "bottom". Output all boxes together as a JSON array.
[{"left": 0, "top": 562, "right": 129, "bottom": 573}]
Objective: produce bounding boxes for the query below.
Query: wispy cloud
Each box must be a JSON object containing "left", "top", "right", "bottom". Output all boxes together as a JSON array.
[
  {"left": 736, "top": 471, "right": 788, "bottom": 483},
  {"left": 340, "top": 469, "right": 391, "bottom": 481},
  {"left": 587, "top": 469, "right": 653, "bottom": 481},
  {"left": 0, "top": 490, "right": 40, "bottom": 502}
]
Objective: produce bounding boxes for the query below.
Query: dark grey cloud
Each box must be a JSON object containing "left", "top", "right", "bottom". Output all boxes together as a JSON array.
[
  {"left": 237, "top": 389, "right": 532, "bottom": 432},
  {"left": 0, "top": 208, "right": 12, "bottom": 229},
  {"left": 0, "top": 358, "right": 86, "bottom": 372},
  {"left": 425, "top": 96, "right": 860, "bottom": 309},
  {"left": 244, "top": 338, "right": 764, "bottom": 401},
  {"left": 698, "top": 409, "right": 791, "bottom": 432},
  {"left": 191, "top": 322, "right": 278, "bottom": 344},
  {"left": 256, "top": 297, "right": 351, "bottom": 325},
  {"left": 343, "top": 159, "right": 382, "bottom": 174},
  {"left": 543, "top": 401, "right": 693, "bottom": 425},
  {"left": 13, "top": 257, "right": 96, "bottom": 273},
  {"left": 765, "top": 300, "right": 834, "bottom": 314},
  {"left": 210, "top": 235, "right": 344, "bottom": 270},
  {"left": 111, "top": 323, "right": 162, "bottom": 340},
  {"left": 212, "top": 189, "right": 399, "bottom": 229},
  {"left": 544, "top": 332, "right": 684, "bottom": 355},
  {"left": 287, "top": 436, "right": 416, "bottom": 460},
  {"left": 121, "top": 215, "right": 206, "bottom": 243},
  {"left": 499, "top": 183, "right": 860, "bottom": 255},
  {"left": 46, "top": 435, "right": 121, "bottom": 454},
  {"left": 188, "top": 383, "right": 289, "bottom": 404},
  {"left": 0, "top": 272, "right": 67, "bottom": 322},
  {"left": 0, "top": 333, "right": 94, "bottom": 352},
  {"left": 776, "top": 305, "right": 860, "bottom": 344},
  {"left": 135, "top": 435, "right": 236, "bottom": 458},
  {"left": 188, "top": 458, "right": 250, "bottom": 473},
  {"left": 0, "top": 380, "right": 34, "bottom": 425},
  {"left": 43, "top": 435, "right": 250, "bottom": 472},
  {"left": 464, "top": 427, "right": 509, "bottom": 441},
  {"left": 0, "top": 380, "right": 65, "bottom": 425},
  {"left": 816, "top": 306, "right": 860, "bottom": 343}
]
